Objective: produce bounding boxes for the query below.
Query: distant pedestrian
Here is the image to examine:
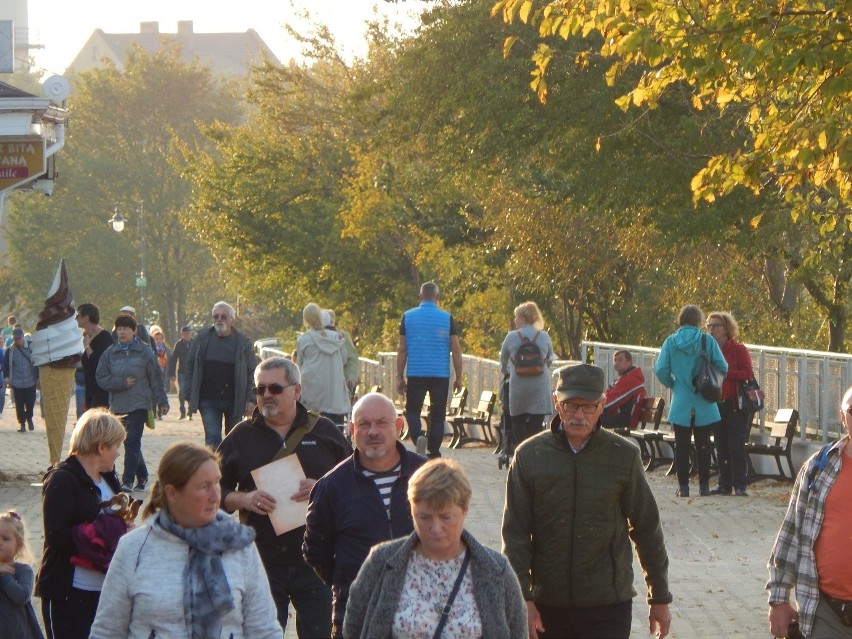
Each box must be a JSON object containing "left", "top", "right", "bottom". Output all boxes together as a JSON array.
[
  {"left": 0, "top": 510, "right": 45, "bottom": 639},
  {"left": 296, "top": 303, "right": 350, "bottom": 425},
  {"left": 766, "top": 385, "right": 852, "bottom": 639},
  {"left": 707, "top": 311, "right": 754, "bottom": 497},
  {"left": 148, "top": 325, "right": 172, "bottom": 418},
  {"left": 96, "top": 314, "right": 168, "bottom": 492},
  {"left": 654, "top": 304, "right": 728, "bottom": 497},
  {"left": 396, "top": 282, "right": 463, "bottom": 458},
  {"left": 2, "top": 327, "right": 38, "bottom": 432},
  {"left": 2, "top": 315, "right": 17, "bottom": 344},
  {"left": 499, "top": 301, "right": 555, "bottom": 454},
  {"left": 168, "top": 325, "right": 193, "bottom": 420},
  {"left": 76, "top": 303, "right": 111, "bottom": 410},
  {"left": 185, "top": 301, "right": 256, "bottom": 448}
]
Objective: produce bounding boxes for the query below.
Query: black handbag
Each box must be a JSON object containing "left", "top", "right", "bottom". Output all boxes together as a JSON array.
[
  {"left": 693, "top": 334, "right": 724, "bottom": 403},
  {"left": 738, "top": 378, "right": 765, "bottom": 412}
]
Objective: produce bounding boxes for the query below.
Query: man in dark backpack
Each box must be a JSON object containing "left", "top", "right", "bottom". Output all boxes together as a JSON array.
[{"left": 767, "top": 385, "right": 852, "bottom": 638}]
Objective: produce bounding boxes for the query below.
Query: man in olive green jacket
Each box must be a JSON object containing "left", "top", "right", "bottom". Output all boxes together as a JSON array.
[{"left": 502, "top": 364, "right": 672, "bottom": 639}]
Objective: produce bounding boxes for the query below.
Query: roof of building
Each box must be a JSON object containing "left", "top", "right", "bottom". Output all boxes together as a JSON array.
[
  {"left": 66, "top": 21, "right": 280, "bottom": 77},
  {"left": 0, "top": 81, "right": 37, "bottom": 98}
]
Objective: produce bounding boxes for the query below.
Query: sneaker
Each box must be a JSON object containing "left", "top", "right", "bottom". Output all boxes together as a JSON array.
[
  {"left": 17, "top": 425, "right": 26, "bottom": 433},
  {"left": 734, "top": 488, "right": 749, "bottom": 497},
  {"left": 415, "top": 436, "right": 428, "bottom": 456},
  {"left": 178, "top": 415, "right": 187, "bottom": 421},
  {"left": 27, "top": 419, "right": 34, "bottom": 431},
  {"left": 135, "top": 479, "right": 148, "bottom": 491},
  {"left": 676, "top": 485, "right": 689, "bottom": 498},
  {"left": 119, "top": 483, "right": 134, "bottom": 493}
]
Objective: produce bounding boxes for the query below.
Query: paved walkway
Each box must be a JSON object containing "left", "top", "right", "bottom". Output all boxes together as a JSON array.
[{"left": 0, "top": 394, "right": 792, "bottom": 637}]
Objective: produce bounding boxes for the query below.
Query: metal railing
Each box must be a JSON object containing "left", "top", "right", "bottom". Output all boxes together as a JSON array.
[
  {"left": 260, "top": 340, "right": 850, "bottom": 442},
  {"left": 582, "top": 341, "right": 852, "bottom": 443}
]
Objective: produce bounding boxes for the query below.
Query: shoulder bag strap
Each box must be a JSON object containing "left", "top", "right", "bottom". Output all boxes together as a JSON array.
[
  {"left": 270, "top": 411, "right": 321, "bottom": 462},
  {"left": 432, "top": 548, "right": 471, "bottom": 639}
]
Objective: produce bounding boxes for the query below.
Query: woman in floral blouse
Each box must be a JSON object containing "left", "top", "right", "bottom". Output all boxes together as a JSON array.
[{"left": 343, "top": 459, "right": 527, "bottom": 639}]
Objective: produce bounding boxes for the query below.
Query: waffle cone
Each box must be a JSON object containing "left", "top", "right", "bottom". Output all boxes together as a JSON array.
[{"left": 40, "top": 365, "right": 75, "bottom": 464}]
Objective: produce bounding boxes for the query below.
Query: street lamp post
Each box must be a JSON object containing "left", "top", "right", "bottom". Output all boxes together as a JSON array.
[{"left": 109, "top": 201, "right": 147, "bottom": 324}]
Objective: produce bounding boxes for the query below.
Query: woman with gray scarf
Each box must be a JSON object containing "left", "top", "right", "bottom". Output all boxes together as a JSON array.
[{"left": 89, "top": 442, "right": 282, "bottom": 639}]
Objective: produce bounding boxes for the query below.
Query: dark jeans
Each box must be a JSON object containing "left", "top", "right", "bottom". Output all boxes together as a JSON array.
[
  {"left": 13, "top": 385, "right": 37, "bottom": 425},
  {"left": 117, "top": 409, "right": 148, "bottom": 486},
  {"left": 198, "top": 398, "right": 239, "bottom": 449},
  {"left": 265, "top": 563, "right": 332, "bottom": 639},
  {"left": 537, "top": 600, "right": 632, "bottom": 639},
  {"left": 177, "top": 372, "right": 188, "bottom": 416},
  {"left": 42, "top": 588, "right": 101, "bottom": 639},
  {"left": 714, "top": 399, "right": 751, "bottom": 491},
  {"left": 510, "top": 413, "right": 545, "bottom": 454},
  {"left": 404, "top": 376, "right": 449, "bottom": 457},
  {"left": 673, "top": 419, "right": 713, "bottom": 487}
]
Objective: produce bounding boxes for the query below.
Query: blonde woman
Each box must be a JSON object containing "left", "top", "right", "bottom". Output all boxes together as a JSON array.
[
  {"left": 90, "top": 442, "right": 282, "bottom": 639},
  {"left": 296, "top": 302, "right": 350, "bottom": 424},
  {"left": 499, "top": 302, "right": 556, "bottom": 453},
  {"left": 344, "top": 459, "right": 527, "bottom": 639}
]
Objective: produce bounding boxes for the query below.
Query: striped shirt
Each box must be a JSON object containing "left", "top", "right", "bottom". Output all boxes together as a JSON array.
[
  {"left": 766, "top": 436, "right": 850, "bottom": 637},
  {"left": 361, "top": 463, "right": 401, "bottom": 517}
]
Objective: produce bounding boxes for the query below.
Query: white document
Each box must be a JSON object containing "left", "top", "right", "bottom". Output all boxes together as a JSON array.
[{"left": 250, "top": 454, "right": 307, "bottom": 535}]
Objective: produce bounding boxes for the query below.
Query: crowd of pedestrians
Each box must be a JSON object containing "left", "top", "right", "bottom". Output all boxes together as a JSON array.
[{"left": 2, "top": 290, "right": 851, "bottom": 639}]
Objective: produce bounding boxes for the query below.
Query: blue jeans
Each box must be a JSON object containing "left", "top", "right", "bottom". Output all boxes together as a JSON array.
[
  {"left": 404, "top": 376, "right": 449, "bottom": 457},
  {"left": 713, "top": 399, "right": 750, "bottom": 492},
  {"left": 198, "top": 398, "right": 239, "bottom": 449},
  {"left": 118, "top": 409, "right": 148, "bottom": 486},
  {"left": 75, "top": 382, "right": 86, "bottom": 419},
  {"left": 265, "top": 563, "right": 332, "bottom": 639}
]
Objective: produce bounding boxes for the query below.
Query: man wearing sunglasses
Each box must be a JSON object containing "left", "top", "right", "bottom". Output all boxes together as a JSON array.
[
  {"left": 185, "top": 301, "right": 257, "bottom": 448},
  {"left": 767, "top": 386, "right": 852, "bottom": 639},
  {"left": 219, "top": 356, "right": 350, "bottom": 638},
  {"left": 502, "top": 364, "right": 672, "bottom": 639}
]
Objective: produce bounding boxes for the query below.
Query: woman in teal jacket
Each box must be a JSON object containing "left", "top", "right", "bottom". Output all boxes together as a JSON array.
[{"left": 654, "top": 305, "right": 728, "bottom": 498}]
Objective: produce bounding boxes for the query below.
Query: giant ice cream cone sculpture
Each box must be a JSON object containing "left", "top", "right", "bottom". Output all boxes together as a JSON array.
[{"left": 30, "top": 259, "right": 83, "bottom": 465}]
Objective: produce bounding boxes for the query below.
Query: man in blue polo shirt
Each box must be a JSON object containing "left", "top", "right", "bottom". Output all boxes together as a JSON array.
[{"left": 396, "top": 281, "right": 462, "bottom": 458}]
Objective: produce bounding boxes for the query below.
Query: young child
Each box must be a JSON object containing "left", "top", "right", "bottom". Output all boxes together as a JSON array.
[{"left": 0, "top": 511, "right": 45, "bottom": 639}]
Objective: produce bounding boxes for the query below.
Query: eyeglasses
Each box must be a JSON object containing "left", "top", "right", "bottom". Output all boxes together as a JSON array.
[
  {"left": 254, "top": 383, "right": 296, "bottom": 396},
  {"left": 212, "top": 313, "right": 230, "bottom": 320},
  {"left": 558, "top": 401, "right": 600, "bottom": 415}
]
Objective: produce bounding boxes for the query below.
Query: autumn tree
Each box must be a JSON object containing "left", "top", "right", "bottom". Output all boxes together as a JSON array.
[{"left": 2, "top": 43, "right": 240, "bottom": 338}]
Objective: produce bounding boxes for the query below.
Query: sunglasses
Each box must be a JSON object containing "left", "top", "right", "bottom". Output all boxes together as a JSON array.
[
  {"left": 254, "top": 383, "right": 296, "bottom": 396},
  {"left": 212, "top": 313, "right": 230, "bottom": 320}
]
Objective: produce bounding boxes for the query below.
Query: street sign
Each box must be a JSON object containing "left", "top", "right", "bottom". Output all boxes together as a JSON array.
[{"left": 0, "top": 136, "right": 46, "bottom": 191}]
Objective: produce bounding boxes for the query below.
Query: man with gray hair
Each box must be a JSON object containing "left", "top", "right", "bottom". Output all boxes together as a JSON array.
[
  {"left": 185, "top": 301, "right": 256, "bottom": 448},
  {"left": 219, "top": 356, "right": 350, "bottom": 638},
  {"left": 502, "top": 363, "right": 672, "bottom": 639},
  {"left": 396, "top": 281, "right": 463, "bottom": 458}
]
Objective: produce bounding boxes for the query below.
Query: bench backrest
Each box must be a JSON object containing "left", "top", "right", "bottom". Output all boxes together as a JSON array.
[
  {"left": 447, "top": 387, "right": 468, "bottom": 417},
  {"left": 769, "top": 408, "right": 799, "bottom": 448},
  {"left": 636, "top": 397, "right": 665, "bottom": 431},
  {"left": 473, "top": 391, "right": 496, "bottom": 420}
]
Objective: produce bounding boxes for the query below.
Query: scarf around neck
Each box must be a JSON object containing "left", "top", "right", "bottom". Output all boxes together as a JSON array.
[{"left": 157, "top": 508, "right": 256, "bottom": 639}]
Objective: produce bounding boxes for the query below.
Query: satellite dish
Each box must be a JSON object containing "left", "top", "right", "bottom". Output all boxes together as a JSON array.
[{"left": 42, "top": 75, "right": 71, "bottom": 102}]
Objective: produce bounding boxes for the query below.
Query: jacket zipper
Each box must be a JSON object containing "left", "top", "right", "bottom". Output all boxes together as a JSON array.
[{"left": 568, "top": 451, "right": 578, "bottom": 607}]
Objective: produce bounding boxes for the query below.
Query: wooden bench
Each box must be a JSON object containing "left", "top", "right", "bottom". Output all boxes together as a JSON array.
[
  {"left": 450, "top": 390, "right": 497, "bottom": 448},
  {"left": 444, "top": 387, "right": 468, "bottom": 442},
  {"left": 745, "top": 408, "right": 799, "bottom": 483},
  {"left": 626, "top": 397, "right": 668, "bottom": 470}
]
